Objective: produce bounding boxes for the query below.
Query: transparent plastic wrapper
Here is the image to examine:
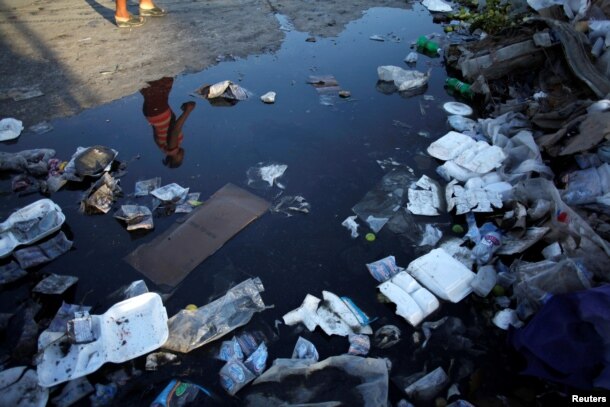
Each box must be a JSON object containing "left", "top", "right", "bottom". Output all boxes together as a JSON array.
[
  {"left": 419, "top": 224, "right": 442, "bottom": 247},
  {"left": 292, "top": 337, "right": 319, "bottom": 361},
  {"left": 352, "top": 169, "right": 414, "bottom": 233},
  {"left": 0, "top": 118, "right": 24, "bottom": 141},
  {"left": 404, "top": 367, "right": 449, "bottom": 402},
  {"left": 348, "top": 334, "right": 371, "bottom": 356},
  {"left": 197, "top": 80, "right": 250, "bottom": 101},
  {"left": 243, "top": 342, "right": 268, "bottom": 376},
  {"left": 493, "top": 130, "right": 553, "bottom": 184},
  {"left": 134, "top": 177, "right": 161, "bottom": 196},
  {"left": 0, "top": 366, "right": 48, "bottom": 407},
  {"left": 32, "top": 273, "right": 77, "bottom": 295},
  {"left": 448, "top": 115, "right": 477, "bottom": 133},
  {"left": 145, "top": 352, "right": 179, "bottom": 371},
  {"left": 0, "top": 198, "right": 65, "bottom": 258},
  {"left": 492, "top": 309, "right": 523, "bottom": 330},
  {"left": 219, "top": 359, "right": 256, "bottom": 395},
  {"left": 270, "top": 195, "right": 310, "bottom": 216},
  {"left": 246, "top": 162, "right": 287, "bottom": 189},
  {"left": 114, "top": 205, "right": 153, "bottom": 231},
  {"left": 245, "top": 355, "right": 389, "bottom": 406},
  {"left": 470, "top": 265, "right": 497, "bottom": 297},
  {"left": 366, "top": 255, "right": 403, "bottom": 282},
  {"left": 151, "top": 183, "right": 189, "bottom": 203},
  {"left": 342, "top": 215, "right": 360, "bottom": 238},
  {"left": 218, "top": 337, "right": 244, "bottom": 362},
  {"left": 404, "top": 52, "right": 418, "bottom": 64},
  {"left": 14, "top": 231, "right": 73, "bottom": 269},
  {"left": 512, "top": 258, "right": 593, "bottom": 316},
  {"left": 164, "top": 278, "right": 266, "bottom": 353},
  {"left": 377, "top": 65, "right": 430, "bottom": 92},
  {"left": 562, "top": 163, "right": 610, "bottom": 205},
  {"left": 512, "top": 178, "right": 610, "bottom": 279},
  {"left": 51, "top": 377, "right": 94, "bottom": 407}
]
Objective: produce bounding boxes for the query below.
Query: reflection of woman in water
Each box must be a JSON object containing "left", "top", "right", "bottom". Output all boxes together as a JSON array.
[{"left": 140, "top": 77, "right": 195, "bottom": 168}]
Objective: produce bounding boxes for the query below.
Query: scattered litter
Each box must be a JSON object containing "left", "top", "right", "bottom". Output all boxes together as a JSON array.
[
  {"left": 339, "top": 90, "right": 351, "bottom": 98},
  {"left": 47, "top": 303, "right": 91, "bottom": 332},
  {"left": 403, "top": 366, "right": 449, "bottom": 402},
  {"left": 80, "top": 173, "right": 122, "bottom": 214},
  {"left": 404, "top": 52, "right": 418, "bottom": 64},
  {"left": 492, "top": 309, "right": 523, "bottom": 330},
  {"left": 442, "top": 102, "right": 473, "bottom": 116},
  {"left": 13, "top": 231, "right": 73, "bottom": 269},
  {"left": 175, "top": 192, "right": 202, "bottom": 213},
  {"left": 378, "top": 271, "right": 440, "bottom": 326},
  {"left": 270, "top": 195, "right": 310, "bottom": 216},
  {"left": 307, "top": 75, "right": 342, "bottom": 106},
  {"left": 151, "top": 183, "right": 189, "bottom": 204},
  {"left": 0, "top": 118, "right": 24, "bottom": 141},
  {"left": 0, "top": 198, "right": 65, "bottom": 258},
  {"left": 145, "top": 352, "right": 179, "bottom": 371},
  {"left": 89, "top": 383, "right": 117, "bottom": 407},
  {"left": 247, "top": 162, "right": 288, "bottom": 189},
  {"left": 377, "top": 66, "right": 430, "bottom": 93},
  {"left": 134, "top": 177, "right": 161, "bottom": 197},
  {"left": 0, "top": 148, "right": 56, "bottom": 176},
  {"left": 292, "top": 336, "right": 319, "bottom": 361},
  {"left": 0, "top": 85, "right": 43, "bottom": 101},
  {"left": 373, "top": 325, "right": 401, "bottom": 349},
  {"left": 342, "top": 215, "right": 360, "bottom": 238},
  {"left": 51, "top": 377, "right": 94, "bottom": 407},
  {"left": 407, "top": 175, "right": 444, "bottom": 216},
  {"left": 28, "top": 121, "right": 53, "bottom": 135},
  {"left": 496, "top": 227, "right": 549, "bottom": 255},
  {"left": 470, "top": 265, "right": 498, "bottom": 297},
  {"left": 422, "top": 0, "right": 453, "bottom": 12},
  {"left": 65, "top": 145, "right": 118, "bottom": 181},
  {"left": 245, "top": 355, "right": 388, "bottom": 406},
  {"left": 0, "top": 261, "right": 27, "bottom": 285},
  {"left": 0, "top": 366, "right": 48, "bottom": 407},
  {"left": 37, "top": 293, "right": 168, "bottom": 387},
  {"left": 164, "top": 278, "right": 266, "bottom": 353},
  {"left": 32, "top": 273, "right": 78, "bottom": 295},
  {"left": 418, "top": 224, "right": 443, "bottom": 247},
  {"left": 445, "top": 178, "right": 505, "bottom": 214},
  {"left": 126, "top": 184, "right": 270, "bottom": 288},
  {"left": 152, "top": 379, "right": 212, "bottom": 406},
  {"left": 470, "top": 222, "right": 502, "bottom": 265},
  {"left": 196, "top": 80, "right": 250, "bottom": 102},
  {"left": 407, "top": 248, "right": 475, "bottom": 302},
  {"left": 367, "top": 255, "right": 403, "bottom": 282},
  {"left": 283, "top": 291, "right": 373, "bottom": 336},
  {"left": 114, "top": 205, "right": 153, "bottom": 231},
  {"left": 260, "top": 91, "right": 276, "bottom": 103},
  {"left": 448, "top": 115, "right": 476, "bottom": 132},
  {"left": 348, "top": 334, "right": 371, "bottom": 356},
  {"left": 370, "top": 35, "right": 385, "bottom": 41},
  {"left": 428, "top": 131, "right": 506, "bottom": 174}
]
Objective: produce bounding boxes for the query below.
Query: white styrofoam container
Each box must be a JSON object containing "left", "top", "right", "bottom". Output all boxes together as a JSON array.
[
  {"left": 407, "top": 248, "right": 476, "bottom": 303},
  {"left": 37, "top": 293, "right": 168, "bottom": 387}
]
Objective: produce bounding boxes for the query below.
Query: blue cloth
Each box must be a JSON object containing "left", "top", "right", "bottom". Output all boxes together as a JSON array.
[{"left": 509, "top": 284, "right": 610, "bottom": 390}]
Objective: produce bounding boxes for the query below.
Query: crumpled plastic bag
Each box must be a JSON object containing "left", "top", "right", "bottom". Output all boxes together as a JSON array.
[{"left": 0, "top": 118, "right": 24, "bottom": 141}]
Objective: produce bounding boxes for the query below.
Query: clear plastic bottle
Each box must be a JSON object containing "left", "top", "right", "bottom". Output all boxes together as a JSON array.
[{"left": 471, "top": 223, "right": 502, "bottom": 265}]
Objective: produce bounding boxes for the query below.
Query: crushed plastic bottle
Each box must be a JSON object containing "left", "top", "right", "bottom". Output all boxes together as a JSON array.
[{"left": 471, "top": 223, "right": 502, "bottom": 265}]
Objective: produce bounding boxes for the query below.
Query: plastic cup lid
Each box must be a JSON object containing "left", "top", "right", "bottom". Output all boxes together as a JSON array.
[{"left": 443, "top": 102, "right": 473, "bottom": 116}]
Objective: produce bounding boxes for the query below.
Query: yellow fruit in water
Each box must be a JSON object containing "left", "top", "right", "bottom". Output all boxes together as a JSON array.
[{"left": 185, "top": 304, "right": 198, "bottom": 311}]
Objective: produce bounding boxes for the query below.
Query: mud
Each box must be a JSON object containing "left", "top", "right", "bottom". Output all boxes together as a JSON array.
[{"left": 0, "top": 0, "right": 408, "bottom": 126}]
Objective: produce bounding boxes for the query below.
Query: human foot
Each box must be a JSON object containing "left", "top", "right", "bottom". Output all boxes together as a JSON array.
[{"left": 115, "top": 13, "right": 146, "bottom": 28}]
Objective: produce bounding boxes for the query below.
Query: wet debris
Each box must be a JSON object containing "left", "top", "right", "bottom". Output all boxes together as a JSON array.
[
  {"left": 113, "top": 205, "right": 153, "bottom": 231},
  {"left": 32, "top": 273, "right": 78, "bottom": 295},
  {"left": 195, "top": 80, "right": 250, "bottom": 106},
  {"left": 270, "top": 195, "right": 310, "bottom": 216},
  {"left": 80, "top": 172, "right": 122, "bottom": 214},
  {"left": 0, "top": 118, "right": 24, "bottom": 141},
  {"left": 260, "top": 91, "right": 276, "bottom": 103}
]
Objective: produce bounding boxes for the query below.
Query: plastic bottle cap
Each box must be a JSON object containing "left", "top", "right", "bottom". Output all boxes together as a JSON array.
[
  {"left": 185, "top": 304, "right": 198, "bottom": 311},
  {"left": 365, "top": 233, "right": 376, "bottom": 242},
  {"left": 443, "top": 102, "right": 473, "bottom": 116}
]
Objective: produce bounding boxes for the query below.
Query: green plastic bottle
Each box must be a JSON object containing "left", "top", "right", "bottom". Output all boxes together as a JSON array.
[
  {"left": 445, "top": 77, "right": 474, "bottom": 99},
  {"left": 416, "top": 35, "right": 440, "bottom": 54}
]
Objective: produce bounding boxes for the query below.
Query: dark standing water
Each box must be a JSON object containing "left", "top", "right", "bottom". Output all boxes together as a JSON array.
[{"left": 0, "top": 6, "right": 549, "bottom": 406}]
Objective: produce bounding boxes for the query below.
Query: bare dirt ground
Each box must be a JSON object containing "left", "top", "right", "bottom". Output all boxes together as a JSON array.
[{"left": 0, "top": 0, "right": 408, "bottom": 127}]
